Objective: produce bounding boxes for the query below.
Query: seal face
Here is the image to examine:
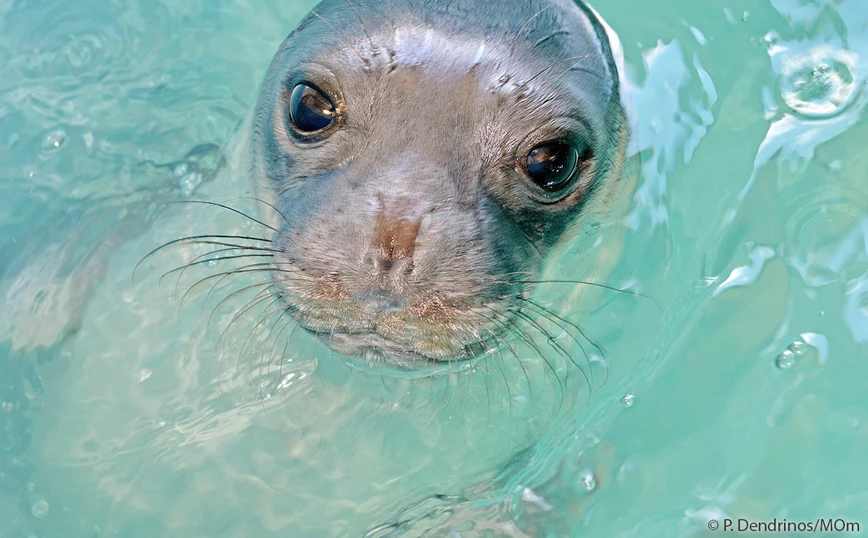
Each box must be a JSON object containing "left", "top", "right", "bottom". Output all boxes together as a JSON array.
[{"left": 252, "top": 0, "right": 629, "bottom": 368}]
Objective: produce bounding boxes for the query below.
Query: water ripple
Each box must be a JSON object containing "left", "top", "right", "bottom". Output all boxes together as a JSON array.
[
  {"left": 729, "top": 0, "right": 868, "bottom": 222},
  {"left": 625, "top": 38, "right": 717, "bottom": 230},
  {"left": 778, "top": 46, "right": 861, "bottom": 119}
]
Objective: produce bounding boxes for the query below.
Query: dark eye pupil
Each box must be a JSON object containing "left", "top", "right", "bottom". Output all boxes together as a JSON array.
[
  {"left": 289, "top": 83, "right": 336, "bottom": 133},
  {"left": 525, "top": 142, "right": 579, "bottom": 192}
]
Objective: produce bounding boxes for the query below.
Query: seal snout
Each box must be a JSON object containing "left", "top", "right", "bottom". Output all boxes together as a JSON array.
[{"left": 368, "top": 196, "right": 424, "bottom": 278}]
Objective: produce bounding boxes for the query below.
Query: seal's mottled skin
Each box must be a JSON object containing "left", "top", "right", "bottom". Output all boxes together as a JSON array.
[{"left": 251, "top": 0, "right": 630, "bottom": 367}]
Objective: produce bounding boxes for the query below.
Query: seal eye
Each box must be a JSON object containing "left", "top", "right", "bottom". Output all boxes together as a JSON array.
[
  {"left": 525, "top": 142, "right": 579, "bottom": 192},
  {"left": 289, "top": 83, "right": 336, "bottom": 134}
]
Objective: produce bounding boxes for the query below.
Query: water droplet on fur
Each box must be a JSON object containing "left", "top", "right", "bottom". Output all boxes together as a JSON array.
[
  {"left": 620, "top": 394, "right": 635, "bottom": 407},
  {"left": 776, "top": 349, "right": 796, "bottom": 370}
]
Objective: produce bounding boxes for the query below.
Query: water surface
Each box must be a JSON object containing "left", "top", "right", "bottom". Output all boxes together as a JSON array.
[{"left": 1, "top": 0, "right": 867, "bottom": 536}]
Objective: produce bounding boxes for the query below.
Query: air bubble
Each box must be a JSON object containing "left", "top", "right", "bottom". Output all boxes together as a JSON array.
[
  {"left": 788, "top": 340, "right": 807, "bottom": 356},
  {"left": 31, "top": 499, "right": 49, "bottom": 519},
  {"left": 166, "top": 144, "right": 224, "bottom": 197},
  {"left": 1, "top": 401, "right": 12, "bottom": 412},
  {"left": 620, "top": 394, "right": 635, "bottom": 407},
  {"left": 779, "top": 49, "right": 860, "bottom": 119},
  {"left": 762, "top": 32, "right": 779, "bottom": 48},
  {"left": 580, "top": 471, "right": 596, "bottom": 492},
  {"left": 177, "top": 171, "right": 203, "bottom": 197},
  {"left": 171, "top": 162, "right": 189, "bottom": 177},
  {"left": 776, "top": 349, "right": 796, "bottom": 370},
  {"left": 40, "top": 128, "right": 67, "bottom": 152},
  {"left": 138, "top": 369, "right": 152, "bottom": 382}
]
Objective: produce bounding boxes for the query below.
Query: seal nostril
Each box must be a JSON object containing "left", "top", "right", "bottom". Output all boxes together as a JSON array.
[{"left": 378, "top": 256, "right": 394, "bottom": 273}]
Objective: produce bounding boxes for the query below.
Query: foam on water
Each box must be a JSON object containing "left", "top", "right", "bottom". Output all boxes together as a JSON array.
[{"left": 1, "top": 0, "right": 868, "bottom": 536}]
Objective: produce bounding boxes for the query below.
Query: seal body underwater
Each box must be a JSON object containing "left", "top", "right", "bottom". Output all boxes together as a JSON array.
[
  {"left": 15, "top": 0, "right": 637, "bottom": 536},
  {"left": 249, "top": 0, "right": 632, "bottom": 369}
]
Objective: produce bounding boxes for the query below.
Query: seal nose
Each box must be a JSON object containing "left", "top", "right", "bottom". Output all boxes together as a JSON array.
[
  {"left": 363, "top": 193, "right": 427, "bottom": 280},
  {"left": 370, "top": 204, "right": 422, "bottom": 275}
]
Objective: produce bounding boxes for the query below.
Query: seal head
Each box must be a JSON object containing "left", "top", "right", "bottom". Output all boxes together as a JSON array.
[{"left": 252, "top": 0, "right": 629, "bottom": 368}]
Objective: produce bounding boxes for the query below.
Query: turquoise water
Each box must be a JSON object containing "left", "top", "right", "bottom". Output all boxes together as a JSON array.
[{"left": 1, "top": 0, "right": 867, "bottom": 536}]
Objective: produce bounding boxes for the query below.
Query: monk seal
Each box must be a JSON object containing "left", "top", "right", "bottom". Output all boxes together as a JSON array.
[{"left": 245, "top": 0, "right": 631, "bottom": 369}]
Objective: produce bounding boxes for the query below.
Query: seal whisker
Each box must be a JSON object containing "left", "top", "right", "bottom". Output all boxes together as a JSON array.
[
  {"left": 504, "top": 315, "right": 566, "bottom": 411},
  {"left": 182, "top": 197, "right": 306, "bottom": 252},
  {"left": 228, "top": 196, "right": 293, "bottom": 228},
  {"left": 464, "top": 309, "right": 516, "bottom": 414},
  {"left": 509, "top": 4, "right": 553, "bottom": 55},
  {"left": 207, "top": 279, "right": 283, "bottom": 331},
  {"left": 512, "top": 298, "right": 595, "bottom": 383},
  {"left": 134, "top": 234, "right": 276, "bottom": 280},
  {"left": 274, "top": 318, "right": 301, "bottom": 389},
  {"left": 549, "top": 57, "right": 605, "bottom": 86},
  {"left": 163, "top": 251, "right": 274, "bottom": 296},
  {"left": 515, "top": 309, "right": 582, "bottom": 371},
  {"left": 172, "top": 200, "right": 291, "bottom": 240},
  {"left": 184, "top": 265, "right": 280, "bottom": 304},
  {"left": 216, "top": 288, "right": 277, "bottom": 368},
  {"left": 183, "top": 264, "right": 290, "bottom": 310},
  {"left": 509, "top": 278, "right": 656, "bottom": 305},
  {"left": 309, "top": 10, "right": 370, "bottom": 65},
  {"left": 465, "top": 344, "right": 495, "bottom": 446},
  {"left": 531, "top": 30, "right": 569, "bottom": 50},
  {"left": 515, "top": 308, "right": 593, "bottom": 400},
  {"left": 341, "top": 0, "right": 376, "bottom": 54},
  {"left": 515, "top": 296, "right": 610, "bottom": 392},
  {"left": 217, "top": 288, "right": 281, "bottom": 354},
  {"left": 385, "top": 0, "right": 397, "bottom": 49},
  {"left": 516, "top": 296, "right": 604, "bottom": 357},
  {"left": 477, "top": 304, "right": 536, "bottom": 405},
  {"left": 235, "top": 294, "right": 285, "bottom": 380},
  {"left": 520, "top": 52, "right": 592, "bottom": 87}
]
